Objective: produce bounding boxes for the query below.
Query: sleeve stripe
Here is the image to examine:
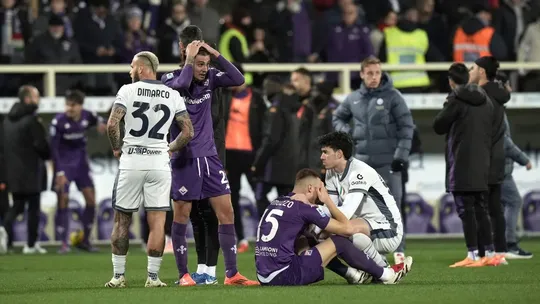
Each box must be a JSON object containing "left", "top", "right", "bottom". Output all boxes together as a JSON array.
[
  {"left": 174, "top": 109, "right": 187, "bottom": 117},
  {"left": 113, "top": 103, "right": 127, "bottom": 111},
  {"left": 349, "top": 188, "right": 368, "bottom": 194},
  {"left": 327, "top": 190, "right": 338, "bottom": 195}
]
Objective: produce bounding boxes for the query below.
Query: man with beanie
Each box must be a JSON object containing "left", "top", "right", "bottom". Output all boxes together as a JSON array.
[
  {"left": 494, "top": 71, "right": 533, "bottom": 259},
  {"left": 433, "top": 63, "right": 499, "bottom": 267},
  {"left": 469, "top": 56, "right": 509, "bottom": 265}
]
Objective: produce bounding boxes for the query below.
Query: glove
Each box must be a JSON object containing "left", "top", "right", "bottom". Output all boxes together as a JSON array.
[{"left": 391, "top": 159, "right": 405, "bottom": 173}]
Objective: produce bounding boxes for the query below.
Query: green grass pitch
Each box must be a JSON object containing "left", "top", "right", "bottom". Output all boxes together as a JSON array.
[{"left": 1, "top": 239, "right": 539, "bottom": 304}]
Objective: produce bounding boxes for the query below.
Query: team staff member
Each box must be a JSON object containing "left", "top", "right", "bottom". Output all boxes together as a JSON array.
[
  {"left": 251, "top": 76, "right": 301, "bottom": 217},
  {"left": 3, "top": 85, "right": 50, "bottom": 254},
  {"left": 333, "top": 56, "right": 414, "bottom": 264},
  {"left": 469, "top": 56, "right": 509, "bottom": 262},
  {"left": 433, "top": 63, "right": 499, "bottom": 267},
  {"left": 224, "top": 63, "right": 265, "bottom": 253}
]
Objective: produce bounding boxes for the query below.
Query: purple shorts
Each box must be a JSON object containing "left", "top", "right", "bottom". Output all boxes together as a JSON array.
[
  {"left": 171, "top": 155, "right": 231, "bottom": 201},
  {"left": 259, "top": 248, "right": 325, "bottom": 286},
  {"left": 54, "top": 168, "right": 94, "bottom": 194}
]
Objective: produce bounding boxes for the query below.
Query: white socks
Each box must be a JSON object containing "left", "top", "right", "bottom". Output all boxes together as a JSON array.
[
  {"left": 147, "top": 256, "right": 162, "bottom": 280},
  {"left": 380, "top": 268, "right": 394, "bottom": 282},
  {"left": 112, "top": 254, "right": 126, "bottom": 278},
  {"left": 351, "top": 233, "right": 388, "bottom": 267},
  {"left": 467, "top": 250, "right": 479, "bottom": 260},
  {"left": 206, "top": 266, "right": 216, "bottom": 278},
  {"left": 197, "top": 264, "right": 207, "bottom": 274}
]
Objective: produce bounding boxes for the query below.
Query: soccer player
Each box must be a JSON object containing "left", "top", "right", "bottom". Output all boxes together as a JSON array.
[
  {"left": 315, "top": 131, "right": 406, "bottom": 271},
  {"left": 50, "top": 90, "right": 106, "bottom": 253},
  {"left": 104, "top": 51, "right": 194, "bottom": 288},
  {"left": 255, "top": 168, "right": 411, "bottom": 286},
  {"left": 162, "top": 40, "right": 258, "bottom": 286}
]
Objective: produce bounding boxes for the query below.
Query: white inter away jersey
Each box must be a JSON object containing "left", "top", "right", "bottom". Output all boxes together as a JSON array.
[
  {"left": 325, "top": 158, "right": 402, "bottom": 230},
  {"left": 114, "top": 79, "right": 187, "bottom": 171}
]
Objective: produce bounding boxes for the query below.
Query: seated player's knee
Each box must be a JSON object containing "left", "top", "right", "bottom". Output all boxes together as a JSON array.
[
  {"left": 349, "top": 218, "right": 371, "bottom": 236},
  {"left": 173, "top": 200, "right": 191, "bottom": 224}
]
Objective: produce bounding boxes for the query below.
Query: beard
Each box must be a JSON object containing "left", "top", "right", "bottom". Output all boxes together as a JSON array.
[{"left": 132, "top": 72, "right": 140, "bottom": 83}]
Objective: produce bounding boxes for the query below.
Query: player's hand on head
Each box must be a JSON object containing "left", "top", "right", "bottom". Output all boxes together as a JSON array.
[
  {"left": 185, "top": 40, "right": 203, "bottom": 58},
  {"left": 201, "top": 42, "right": 220, "bottom": 57},
  {"left": 317, "top": 186, "right": 331, "bottom": 204}
]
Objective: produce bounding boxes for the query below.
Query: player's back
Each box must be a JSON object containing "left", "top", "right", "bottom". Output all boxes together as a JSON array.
[
  {"left": 255, "top": 195, "right": 329, "bottom": 277},
  {"left": 115, "top": 79, "right": 186, "bottom": 171}
]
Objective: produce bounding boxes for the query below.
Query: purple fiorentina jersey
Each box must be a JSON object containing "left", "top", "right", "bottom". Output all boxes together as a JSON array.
[
  {"left": 161, "top": 56, "right": 244, "bottom": 159},
  {"left": 50, "top": 110, "right": 103, "bottom": 172},
  {"left": 255, "top": 194, "right": 330, "bottom": 277}
]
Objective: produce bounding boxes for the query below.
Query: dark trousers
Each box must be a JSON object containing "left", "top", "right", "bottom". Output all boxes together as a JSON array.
[
  {"left": 452, "top": 191, "right": 493, "bottom": 252},
  {"left": 478, "top": 184, "right": 508, "bottom": 255},
  {"left": 0, "top": 189, "right": 9, "bottom": 224},
  {"left": 4, "top": 193, "right": 41, "bottom": 248},
  {"left": 255, "top": 182, "right": 293, "bottom": 218},
  {"left": 190, "top": 199, "right": 219, "bottom": 267},
  {"left": 225, "top": 150, "right": 256, "bottom": 241}
]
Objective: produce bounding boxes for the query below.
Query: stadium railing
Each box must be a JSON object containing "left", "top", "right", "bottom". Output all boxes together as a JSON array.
[
  {"left": 1, "top": 62, "right": 540, "bottom": 96},
  {"left": 2, "top": 62, "right": 539, "bottom": 245}
]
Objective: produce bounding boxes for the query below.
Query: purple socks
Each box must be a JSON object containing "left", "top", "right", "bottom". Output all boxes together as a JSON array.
[
  {"left": 57, "top": 208, "right": 70, "bottom": 244},
  {"left": 218, "top": 224, "right": 238, "bottom": 278},
  {"left": 172, "top": 222, "right": 189, "bottom": 277},
  {"left": 331, "top": 235, "right": 383, "bottom": 279}
]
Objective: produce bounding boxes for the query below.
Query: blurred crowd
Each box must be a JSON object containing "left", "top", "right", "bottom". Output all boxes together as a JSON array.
[{"left": 1, "top": 0, "right": 540, "bottom": 96}]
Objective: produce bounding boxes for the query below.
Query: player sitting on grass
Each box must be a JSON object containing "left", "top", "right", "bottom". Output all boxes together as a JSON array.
[
  {"left": 307, "top": 131, "right": 411, "bottom": 283},
  {"left": 255, "top": 168, "right": 411, "bottom": 286}
]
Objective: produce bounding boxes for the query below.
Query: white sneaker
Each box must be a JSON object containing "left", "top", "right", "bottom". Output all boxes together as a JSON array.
[
  {"left": 33, "top": 243, "right": 48, "bottom": 254},
  {"left": 0, "top": 227, "right": 7, "bottom": 254},
  {"left": 345, "top": 268, "right": 372, "bottom": 285},
  {"left": 384, "top": 256, "right": 413, "bottom": 285},
  {"left": 23, "top": 245, "right": 36, "bottom": 254},
  {"left": 145, "top": 277, "right": 167, "bottom": 287},
  {"left": 105, "top": 275, "right": 126, "bottom": 288},
  {"left": 393, "top": 252, "right": 405, "bottom": 264}
]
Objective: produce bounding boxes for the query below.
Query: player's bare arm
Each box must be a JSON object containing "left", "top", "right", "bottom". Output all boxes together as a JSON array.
[
  {"left": 111, "top": 211, "right": 132, "bottom": 255},
  {"left": 318, "top": 186, "right": 358, "bottom": 237},
  {"left": 202, "top": 42, "right": 220, "bottom": 57},
  {"left": 169, "top": 112, "right": 194, "bottom": 152},
  {"left": 107, "top": 104, "right": 126, "bottom": 158}
]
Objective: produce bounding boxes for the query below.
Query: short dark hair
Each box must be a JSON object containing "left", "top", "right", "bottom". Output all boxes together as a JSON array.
[
  {"left": 65, "top": 90, "right": 85, "bottom": 105},
  {"left": 448, "top": 63, "right": 469, "bottom": 85},
  {"left": 495, "top": 70, "right": 509, "bottom": 85},
  {"left": 317, "top": 131, "right": 354, "bottom": 160},
  {"left": 179, "top": 25, "right": 203, "bottom": 47},
  {"left": 292, "top": 67, "right": 311, "bottom": 79},
  {"left": 295, "top": 168, "right": 321, "bottom": 183}
]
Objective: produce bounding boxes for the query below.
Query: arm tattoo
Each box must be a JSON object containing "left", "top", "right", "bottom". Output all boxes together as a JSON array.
[
  {"left": 111, "top": 211, "right": 132, "bottom": 255},
  {"left": 148, "top": 249, "right": 163, "bottom": 257},
  {"left": 169, "top": 112, "right": 194, "bottom": 152},
  {"left": 107, "top": 105, "right": 126, "bottom": 151}
]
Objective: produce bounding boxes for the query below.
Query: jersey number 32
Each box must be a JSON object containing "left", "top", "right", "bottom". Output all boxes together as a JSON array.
[
  {"left": 129, "top": 101, "right": 171, "bottom": 139},
  {"left": 256, "top": 209, "right": 284, "bottom": 242}
]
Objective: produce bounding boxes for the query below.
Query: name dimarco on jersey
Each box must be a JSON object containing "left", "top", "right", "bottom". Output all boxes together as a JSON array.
[{"left": 137, "top": 88, "right": 171, "bottom": 98}]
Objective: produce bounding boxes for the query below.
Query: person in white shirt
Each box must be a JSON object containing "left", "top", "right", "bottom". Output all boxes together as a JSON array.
[
  {"left": 311, "top": 131, "right": 409, "bottom": 283},
  {"left": 104, "top": 51, "right": 194, "bottom": 288}
]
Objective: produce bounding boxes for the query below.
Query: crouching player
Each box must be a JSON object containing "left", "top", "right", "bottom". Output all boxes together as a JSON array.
[
  {"left": 312, "top": 132, "right": 411, "bottom": 282},
  {"left": 255, "top": 168, "right": 412, "bottom": 286}
]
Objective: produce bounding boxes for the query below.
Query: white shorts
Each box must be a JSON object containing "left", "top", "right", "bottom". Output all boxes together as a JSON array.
[
  {"left": 112, "top": 169, "right": 172, "bottom": 212},
  {"left": 365, "top": 218, "right": 403, "bottom": 254}
]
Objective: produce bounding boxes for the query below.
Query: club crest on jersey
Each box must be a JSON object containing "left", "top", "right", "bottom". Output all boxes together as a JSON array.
[{"left": 304, "top": 250, "right": 313, "bottom": 256}]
